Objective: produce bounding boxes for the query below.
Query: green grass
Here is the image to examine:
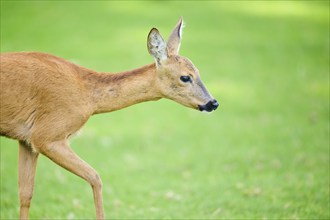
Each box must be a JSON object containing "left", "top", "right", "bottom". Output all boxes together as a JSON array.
[{"left": 0, "top": 1, "right": 329, "bottom": 219}]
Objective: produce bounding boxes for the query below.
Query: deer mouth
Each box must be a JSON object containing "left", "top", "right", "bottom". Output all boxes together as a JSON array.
[{"left": 198, "top": 99, "right": 219, "bottom": 112}]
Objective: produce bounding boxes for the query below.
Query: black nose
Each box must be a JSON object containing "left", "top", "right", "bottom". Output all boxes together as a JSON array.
[
  {"left": 198, "top": 99, "right": 219, "bottom": 112},
  {"left": 210, "top": 99, "right": 219, "bottom": 109}
]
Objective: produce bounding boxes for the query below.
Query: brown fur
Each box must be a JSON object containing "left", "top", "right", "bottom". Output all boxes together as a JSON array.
[{"left": 0, "top": 18, "right": 216, "bottom": 219}]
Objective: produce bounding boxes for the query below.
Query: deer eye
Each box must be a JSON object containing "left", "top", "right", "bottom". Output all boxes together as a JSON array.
[{"left": 180, "top": 75, "right": 192, "bottom": 83}]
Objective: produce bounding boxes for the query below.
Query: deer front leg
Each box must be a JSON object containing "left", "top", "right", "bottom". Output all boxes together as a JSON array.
[
  {"left": 37, "top": 140, "right": 104, "bottom": 219},
  {"left": 18, "top": 141, "right": 39, "bottom": 220}
]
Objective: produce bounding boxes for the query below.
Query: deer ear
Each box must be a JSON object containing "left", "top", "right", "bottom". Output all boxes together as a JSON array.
[
  {"left": 147, "top": 28, "right": 168, "bottom": 66},
  {"left": 167, "top": 17, "right": 184, "bottom": 55}
]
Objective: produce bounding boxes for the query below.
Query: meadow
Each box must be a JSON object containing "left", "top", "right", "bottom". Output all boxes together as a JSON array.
[{"left": 0, "top": 1, "right": 329, "bottom": 219}]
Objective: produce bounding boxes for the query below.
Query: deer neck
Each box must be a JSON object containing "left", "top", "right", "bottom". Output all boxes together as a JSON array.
[{"left": 84, "top": 63, "right": 161, "bottom": 114}]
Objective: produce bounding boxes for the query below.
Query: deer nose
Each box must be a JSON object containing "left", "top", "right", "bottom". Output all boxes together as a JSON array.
[
  {"left": 198, "top": 99, "right": 219, "bottom": 112},
  {"left": 211, "top": 99, "right": 219, "bottom": 109}
]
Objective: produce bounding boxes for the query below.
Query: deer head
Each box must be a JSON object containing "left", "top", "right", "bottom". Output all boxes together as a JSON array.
[{"left": 147, "top": 17, "right": 219, "bottom": 112}]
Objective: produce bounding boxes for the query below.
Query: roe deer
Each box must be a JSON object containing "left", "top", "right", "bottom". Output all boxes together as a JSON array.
[{"left": 0, "top": 17, "right": 218, "bottom": 219}]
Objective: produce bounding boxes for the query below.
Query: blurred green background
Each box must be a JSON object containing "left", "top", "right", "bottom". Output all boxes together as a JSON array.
[{"left": 0, "top": 1, "right": 329, "bottom": 219}]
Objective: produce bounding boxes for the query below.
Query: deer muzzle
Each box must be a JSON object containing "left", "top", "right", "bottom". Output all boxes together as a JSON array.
[{"left": 198, "top": 99, "right": 219, "bottom": 112}]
